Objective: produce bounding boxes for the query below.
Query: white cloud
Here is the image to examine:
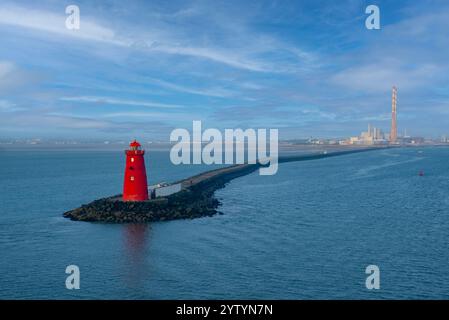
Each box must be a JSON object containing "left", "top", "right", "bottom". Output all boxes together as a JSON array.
[
  {"left": 60, "top": 96, "right": 183, "bottom": 109},
  {"left": 0, "top": 61, "right": 15, "bottom": 78},
  {"left": 147, "top": 78, "right": 234, "bottom": 97},
  {"left": 0, "top": 4, "right": 266, "bottom": 71},
  {"left": 330, "top": 64, "right": 439, "bottom": 93},
  {"left": 329, "top": 7, "right": 449, "bottom": 95},
  {"left": 0, "top": 113, "right": 111, "bottom": 129},
  {"left": 0, "top": 61, "right": 17, "bottom": 90},
  {"left": 0, "top": 4, "right": 315, "bottom": 73},
  {"left": 0, "top": 60, "right": 39, "bottom": 93},
  {"left": 0, "top": 99, "right": 16, "bottom": 110},
  {"left": 151, "top": 45, "right": 270, "bottom": 72},
  {"left": 43, "top": 115, "right": 111, "bottom": 129},
  {"left": 102, "top": 111, "right": 199, "bottom": 121},
  {"left": 0, "top": 5, "right": 125, "bottom": 46}
]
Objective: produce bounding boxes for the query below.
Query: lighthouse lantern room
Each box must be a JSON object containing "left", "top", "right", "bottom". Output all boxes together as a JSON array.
[{"left": 123, "top": 140, "right": 149, "bottom": 201}]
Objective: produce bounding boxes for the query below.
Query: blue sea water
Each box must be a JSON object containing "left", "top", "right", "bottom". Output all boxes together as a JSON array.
[{"left": 1, "top": 147, "right": 449, "bottom": 299}]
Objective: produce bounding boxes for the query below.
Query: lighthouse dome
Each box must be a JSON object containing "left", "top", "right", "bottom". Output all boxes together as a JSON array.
[{"left": 129, "top": 140, "right": 141, "bottom": 148}]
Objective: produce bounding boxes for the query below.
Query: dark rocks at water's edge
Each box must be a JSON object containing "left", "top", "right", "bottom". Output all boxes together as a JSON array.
[
  {"left": 63, "top": 192, "right": 219, "bottom": 223},
  {"left": 63, "top": 164, "right": 260, "bottom": 223}
]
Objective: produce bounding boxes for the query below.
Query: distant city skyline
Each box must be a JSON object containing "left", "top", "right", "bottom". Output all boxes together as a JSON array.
[{"left": 1, "top": 0, "right": 449, "bottom": 140}]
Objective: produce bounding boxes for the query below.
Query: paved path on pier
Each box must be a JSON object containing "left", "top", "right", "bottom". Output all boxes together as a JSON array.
[{"left": 178, "top": 146, "right": 386, "bottom": 190}]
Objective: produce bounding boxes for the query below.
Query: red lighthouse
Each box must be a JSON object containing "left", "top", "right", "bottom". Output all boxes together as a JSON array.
[{"left": 123, "top": 140, "right": 149, "bottom": 201}]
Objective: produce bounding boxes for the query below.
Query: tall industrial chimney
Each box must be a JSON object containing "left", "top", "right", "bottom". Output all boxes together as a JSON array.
[{"left": 390, "top": 86, "right": 398, "bottom": 143}]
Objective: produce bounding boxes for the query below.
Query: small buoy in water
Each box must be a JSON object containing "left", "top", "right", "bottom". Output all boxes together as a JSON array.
[{"left": 419, "top": 170, "right": 424, "bottom": 176}]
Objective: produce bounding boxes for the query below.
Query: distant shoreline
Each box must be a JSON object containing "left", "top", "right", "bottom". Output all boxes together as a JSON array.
[{"left": 3, "top": 143, "right": 444, "bottom": 152}]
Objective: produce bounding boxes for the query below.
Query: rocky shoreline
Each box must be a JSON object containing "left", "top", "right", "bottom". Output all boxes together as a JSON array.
[{"left": 63, "top": 147, "right": 385, "bottom": 223}]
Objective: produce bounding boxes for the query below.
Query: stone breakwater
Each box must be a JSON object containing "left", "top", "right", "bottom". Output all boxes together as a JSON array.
[
  {"left": 63, "top": 164, "right": 260, "bottom": 223},
  {"left": 63, "top": 147, "right": 385, "bottom": 223}
]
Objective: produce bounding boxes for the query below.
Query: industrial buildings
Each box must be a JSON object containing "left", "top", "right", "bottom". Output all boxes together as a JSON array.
[
  {"left": 346, "top": 86, "right": 407, "bottom": 146},
  {"left": 348, "top": 124, "right": 388, "bottom": 145}
]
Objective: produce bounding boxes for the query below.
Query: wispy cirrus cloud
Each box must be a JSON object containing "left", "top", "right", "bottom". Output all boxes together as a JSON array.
[
  {"left": 1, "top": 0, "right": 449, "bottom": 139},
  {"left": 0, "top": 99, "right": 17, "bottom": 111},
  {"left": 0, "top": 61, "right": 15, "bottom": 77},
  {"left": 0, "top": 113, "right": 111, "bottom": 129},
  {"left": 0, "top": 3, "right": 316, "bottom": 73},
  {"left": 102, "top": 111, "right": 204, "bottom": 121},
  {"left": 146, "top": 78, "right": 234, "bottom": 98},
  {"left": 60, "top": 96, "right": 183, "bottom": 109},
  {"left": 330, "top": 63, "right": 439, "bottom": 93},
  {"left": 0, "top": 60, "right": 40, "bottom": 93},
  {"left": 149, "top": 45, "right": 271, "bottom": 72},
  {"left": 0, "top": 5, "right": 124, "bottom": 45}
]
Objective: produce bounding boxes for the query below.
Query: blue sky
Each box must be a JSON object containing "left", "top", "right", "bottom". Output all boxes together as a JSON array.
[{"left": 0, "top": 0, "right": 448, "bottom": 140}]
